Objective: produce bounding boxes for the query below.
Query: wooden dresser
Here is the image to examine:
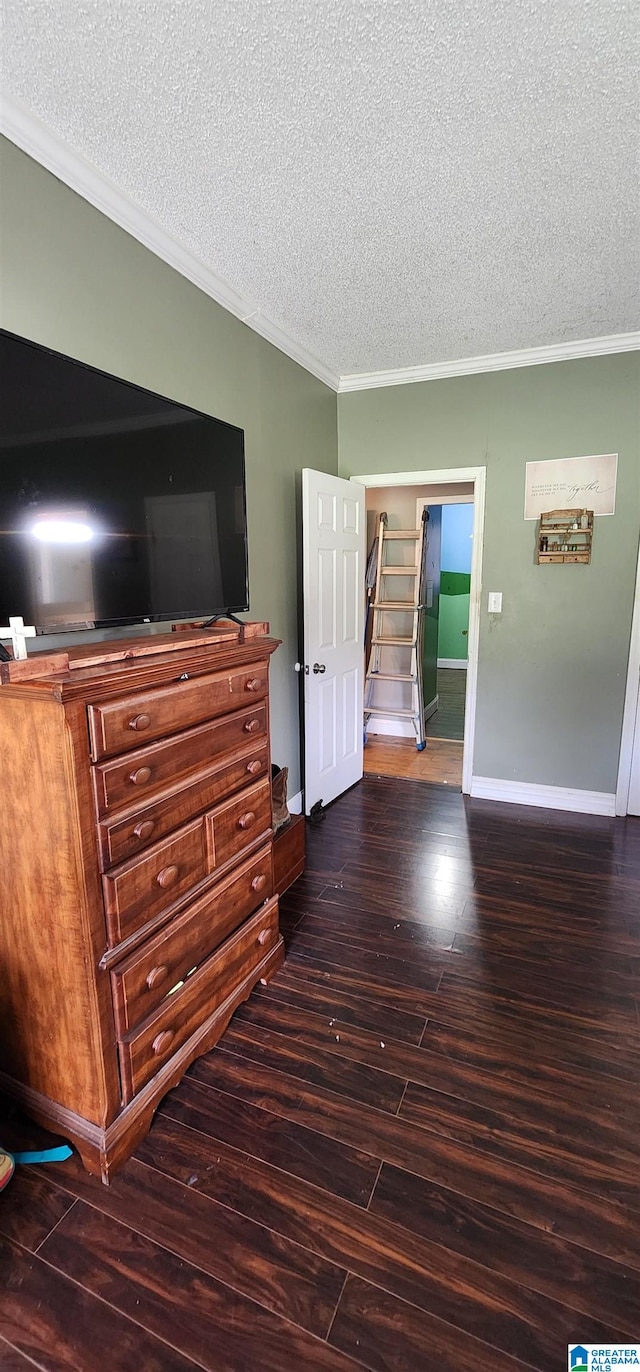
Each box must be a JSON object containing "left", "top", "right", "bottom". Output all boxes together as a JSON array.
[{"left": 0, "top": 624, "right": 283, "bottom": 1181}]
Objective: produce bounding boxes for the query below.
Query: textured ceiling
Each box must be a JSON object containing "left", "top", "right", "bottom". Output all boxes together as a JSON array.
[{"left": 2, "top": 0, "right": 639, "bottom": 378}]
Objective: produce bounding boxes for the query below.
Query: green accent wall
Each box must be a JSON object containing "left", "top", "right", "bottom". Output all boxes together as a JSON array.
[
  {"left": 440, "top": 571, "right": 471, "bottom": 597},
  {"left": 339, "top": 357, "right": 640, "bottom": 793},
  {"left": 0, "top": 136, "right": 338, "bottom": 796},
  {"left": 439, "top": 593, "right": 471, "bottom": 661},
  {"left": 439, "top": 571, "right": 471, "bottom": 659}
]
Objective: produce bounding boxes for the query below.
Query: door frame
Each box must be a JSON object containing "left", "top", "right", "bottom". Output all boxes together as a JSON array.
[
  {"left": 352, "top": 466, "right": 486, "bottom": 795},
  {"left": 615, "top": 533, "right": 640, "bottom": 815}
]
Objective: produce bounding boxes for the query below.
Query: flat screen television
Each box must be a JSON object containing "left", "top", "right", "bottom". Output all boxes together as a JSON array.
[{"left": 0, "top": 330, "right": 249, "bottom": 635}]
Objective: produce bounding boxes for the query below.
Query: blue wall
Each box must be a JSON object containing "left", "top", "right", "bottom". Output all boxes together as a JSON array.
[{"left": 441, "top": 503, "right": 473, "bottom": 574}]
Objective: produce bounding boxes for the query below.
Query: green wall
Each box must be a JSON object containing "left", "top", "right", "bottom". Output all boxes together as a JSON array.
[
  {"left": 0, "top": 136, "right": 339, "bottom": 795},
  {"left": 4, "top": 133, "right": 639, "bottom": 799},
  {"left": 439, "top": 592, "right": 471, "bottom": 661},
  {"left": 339, "top": 358, "right": 640, "bottom": 793}
]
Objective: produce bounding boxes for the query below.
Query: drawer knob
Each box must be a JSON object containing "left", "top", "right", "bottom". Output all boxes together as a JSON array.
[
  {"left": 129, "top": 713, "right": 151, "bottom": 731},
  {"left": 246, "top": 759, "right": 262, "bottom": 775},
  {"left": 146, "top": 963, "right": 168, "bottom": 990},
  {"left": 238, "top": 811, "right": 256, "bottom": 831},
  {"left": 251, "top": 873, "right": 267, "bottom": 893},
  {"left": 130, "top": 766, "right": 152, "bottom": 786},
  {"left": 156, "top": 864, "right": 179, "bottom": 889},
  {"left": 257, "top": 928, "right": 271, "bottom": 946},
  {"left": 245, "top": 678, "right": 263, "bottom": 692},
  {"left": 243, "top": 718, "right": 260, "bottom": 734},
  {"left": 133, "top": 819, "right": 155, "bottom": 842},
  {"left": 152, "top": 1030, "right": 175, "bottom": 1056}
]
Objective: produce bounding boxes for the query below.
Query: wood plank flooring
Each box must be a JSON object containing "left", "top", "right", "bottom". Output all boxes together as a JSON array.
[
  {"left": 363, "top": 734, "right": 463, "bottom": 785},
  {"left": 364, "top": 669, "right": 465, "bottom": 784},
  {"left": 2, "top": 775, "right": 639, "bottom": 1372}
]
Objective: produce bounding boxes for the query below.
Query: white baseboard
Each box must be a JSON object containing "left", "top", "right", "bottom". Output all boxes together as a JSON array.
[
  {"left": 438, "top": 658, "right": 468, "bottom": 669},
  {"left": 366, "top": 696, "right": 438, "bottom": 739},
  {"left": 288, "top": 790, "right": 303, "bottom": 815},
  {"left": 366, "top": 718, "right": 414, "bottom": 738},
  {"left": 470, "top": 775, "right": 616, "bottom": 816}
]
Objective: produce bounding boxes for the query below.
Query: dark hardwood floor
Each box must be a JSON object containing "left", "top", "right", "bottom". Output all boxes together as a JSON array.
[{"left": 2, "top": 775, "right": 639, "bottom": 1371}]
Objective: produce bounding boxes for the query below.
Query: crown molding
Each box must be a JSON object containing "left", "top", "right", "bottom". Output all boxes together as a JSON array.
[
  {"left": 0, "top": 91, "right": 340, "bottom": 392},
  {"left": 3, "top": 92, "right": 638, "bottom": 397},
  {"left": 338, "top": 332, "right": 640, "bottom": 391}
]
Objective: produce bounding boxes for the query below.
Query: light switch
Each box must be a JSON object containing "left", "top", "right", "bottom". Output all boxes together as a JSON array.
[{"left": 488, "top": 591, "right": 503, "bottom": 614}]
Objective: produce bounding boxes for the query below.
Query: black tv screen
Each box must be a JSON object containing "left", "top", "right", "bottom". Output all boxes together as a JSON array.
[{"left": 0, "top": 330, "right": 249, "bottom": 634}]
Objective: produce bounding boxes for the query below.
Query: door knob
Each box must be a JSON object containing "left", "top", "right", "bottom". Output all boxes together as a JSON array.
[{"left": 312, "top": 663, "right": 326, "bottom": 674}]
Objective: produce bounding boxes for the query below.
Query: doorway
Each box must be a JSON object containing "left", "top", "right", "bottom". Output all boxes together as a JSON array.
[
  {"left": 355, "top": 467, "right": 485, "bottom": 794},
  {"left": 420, "top": 495, "right": 473, "bottom": 766}
]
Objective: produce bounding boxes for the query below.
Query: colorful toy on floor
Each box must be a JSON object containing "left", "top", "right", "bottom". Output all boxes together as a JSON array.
[{"left": 0, "top": 1148, "right": 14, "bottom": 1191}]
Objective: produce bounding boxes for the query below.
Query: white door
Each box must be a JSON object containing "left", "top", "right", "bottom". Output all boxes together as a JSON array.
[
  {"left": 629, "top": 676, "right": 640, "bottom": 815},
  {"left": 302, "top": 469, "right": 366, "bottom": 814}
]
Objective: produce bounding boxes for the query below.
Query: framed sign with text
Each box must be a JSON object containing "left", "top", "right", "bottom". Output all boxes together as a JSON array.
[{"left": 524, "top": 453, "right": 618, "bottom": 521}]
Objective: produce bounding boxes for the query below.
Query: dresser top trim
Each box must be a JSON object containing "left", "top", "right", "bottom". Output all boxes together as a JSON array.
[{"left": 0, "top": 627, "right": 281, "bottom": 702}]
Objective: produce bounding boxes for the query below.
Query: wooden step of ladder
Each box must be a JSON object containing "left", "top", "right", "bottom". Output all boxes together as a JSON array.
[
  {"left": 365, "top": 706, "right": 417, "bottom": 718},
  {"left": 373, "top": 600, "right": 420, "bottom": 610},
  {"left": 383, "top": 530, "right": 421, "bottom": 540},
  {"left": 372, "top": 635, "right": 416, "bottom": 646},
  {"left": 364, "top": 509, "right": 429, "bottom": 749},
  {"left": 367, "top": 671, "right": 414, "bottom": 682}
]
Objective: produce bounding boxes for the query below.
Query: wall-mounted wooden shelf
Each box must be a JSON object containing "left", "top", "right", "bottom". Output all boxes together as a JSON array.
[{"left": 537, "top": 509, "right": 593, "bottom": 564}]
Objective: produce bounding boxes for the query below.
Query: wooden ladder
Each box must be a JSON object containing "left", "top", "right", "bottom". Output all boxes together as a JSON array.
[{"left": 364, "top": 508, "right": 429, "bottom": 750}]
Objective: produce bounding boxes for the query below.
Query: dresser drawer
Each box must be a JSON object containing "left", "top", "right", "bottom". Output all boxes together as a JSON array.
[
  {"left": 88, "top": 663, "right": 269, "bottom": 759},
  {"left": 92, "top": 706, "right": 268, "bottom": 816},
  {"left": 118, "top": 897, "right": 280, "bottom": 1101},
  {"left": 102, "top": 819, "right": 208, "bottom": 945},
  {"left": 96, "top": 742, "right": 269, "bottom": 868},
  {"left": 207, "top": 777, "right": 272, "bottom": 869},
  {"left": 111, "top": 844, "right": 274, "bottom": 1033}
]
